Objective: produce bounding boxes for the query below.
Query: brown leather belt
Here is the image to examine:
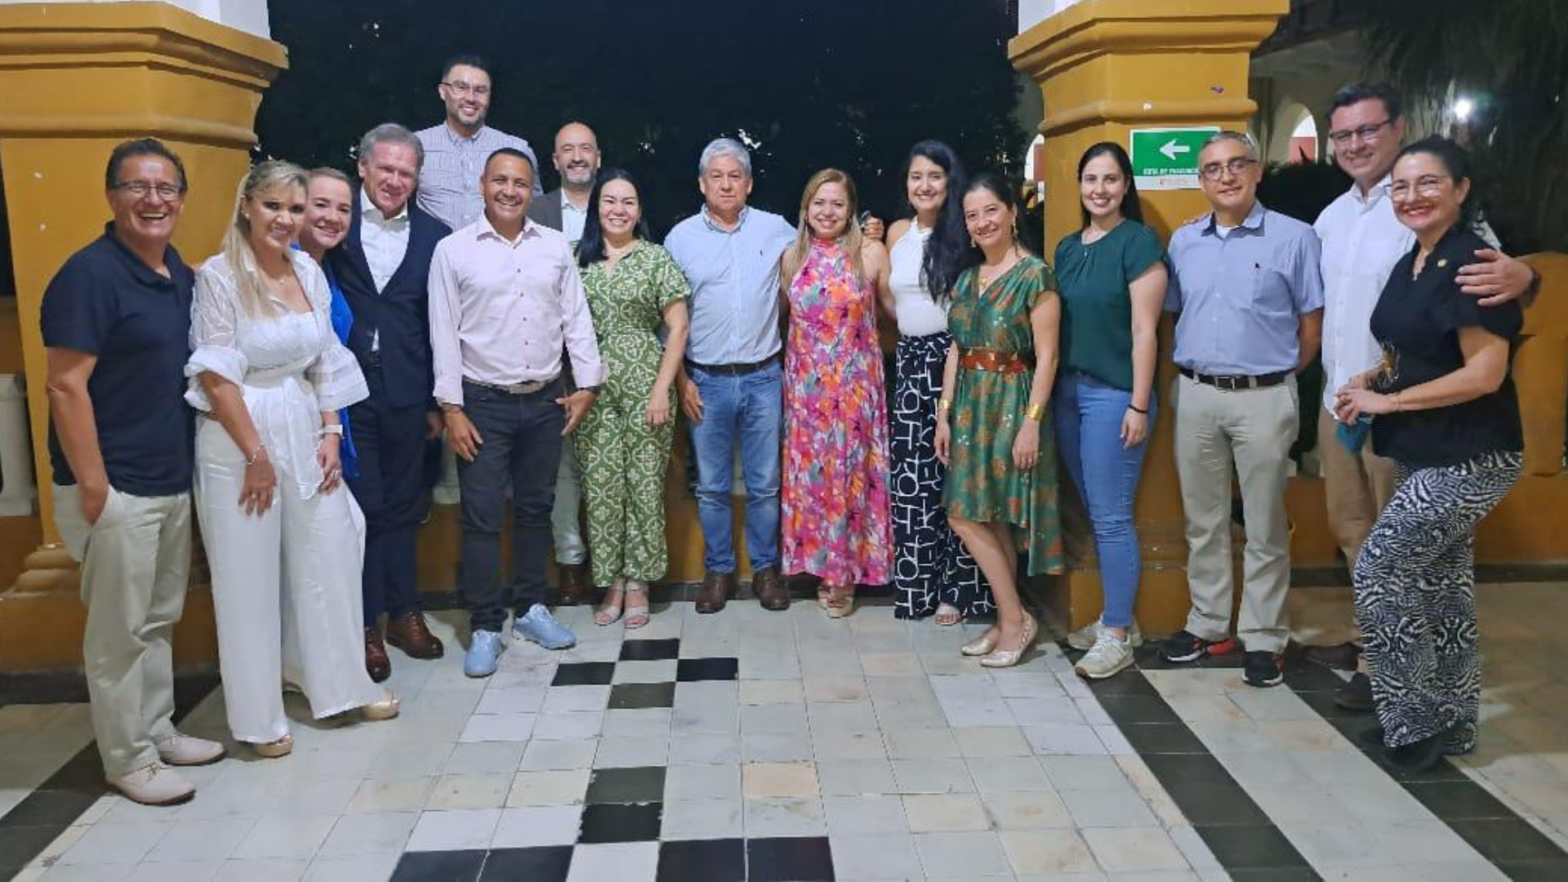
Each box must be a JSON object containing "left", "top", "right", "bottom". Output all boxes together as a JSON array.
[{"left": 960, "top": 349, "right": 1034, "bottom": 374}]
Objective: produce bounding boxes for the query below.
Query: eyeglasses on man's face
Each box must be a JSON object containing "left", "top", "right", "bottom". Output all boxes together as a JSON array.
[
  {"left": 1327, "top": 119, "right": 1393, "bottom": 147},
  {"left": 1388, "top": 175, "right": 1451, "bottom": 201},
  {"left": 442, "top": 81, "right": 491, "bottom": 97},
  {"left": 1199, "top": 158, "right": 1257, "bottom": 181},
  {"left": 113, "top": 181, "right": 183, "bottom": 200}
]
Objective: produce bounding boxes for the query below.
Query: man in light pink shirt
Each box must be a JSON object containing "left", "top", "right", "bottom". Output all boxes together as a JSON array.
[{"left": 428, "top": 147, "right": 606, "bottom": 676}]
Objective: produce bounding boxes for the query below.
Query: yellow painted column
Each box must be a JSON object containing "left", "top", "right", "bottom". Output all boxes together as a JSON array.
[
  {"left": 0, "top": 1, "right": 285, "bottom": 670},
  {"left": 1009, "top": 0, "right": 1289, "bottom": 634}
]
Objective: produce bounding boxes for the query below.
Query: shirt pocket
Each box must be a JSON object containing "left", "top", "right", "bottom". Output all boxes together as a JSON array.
[{"left": 1248, "top": 259, "right": 1297, "bottom": 320}]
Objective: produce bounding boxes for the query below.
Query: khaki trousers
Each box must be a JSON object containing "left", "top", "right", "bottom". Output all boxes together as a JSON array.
[
  {"left": 1317, "top": 407, "right": 1397, "bottom": 564},
  {"left": 54, "top": 483, "right": 192, "bottom": 778},
  {"left": 1289, "top": 408, "right": 1398, "bottom": 647},
  {"left": 1173, "top": 375, "right": 1298, "bottom": 654}
]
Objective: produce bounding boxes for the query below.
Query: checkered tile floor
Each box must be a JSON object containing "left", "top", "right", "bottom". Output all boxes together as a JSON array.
[{"left": 6, "top": 584, "right": 1568, "bottom": 881}]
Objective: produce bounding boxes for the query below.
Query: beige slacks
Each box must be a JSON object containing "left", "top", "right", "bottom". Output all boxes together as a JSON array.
[
  {"left": 1289, "top": 407, "right": 1398, "bottom": 647},
  {"left": 1173, "top": 375, "right": 1298, "bottom": 654},
  {"left": 54, "top": 482, "right": 192, "bottom": 778}
]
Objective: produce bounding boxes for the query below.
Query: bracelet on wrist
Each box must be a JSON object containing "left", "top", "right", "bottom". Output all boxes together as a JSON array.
[
  {"left": 318, "top": 424, "right": 344, "bottom": 438},
  {"left": 1127, "top": 404, "right": 1149, "bottom": 416},
  {"left": 245, "top": 443, "right": 266, "bottom": 466},
  {"left": 937, "top": 398, "right": 952, "bottom": 412},
  {"left": 1024, "top": 403, "right": 1045, "bottom": 422}
]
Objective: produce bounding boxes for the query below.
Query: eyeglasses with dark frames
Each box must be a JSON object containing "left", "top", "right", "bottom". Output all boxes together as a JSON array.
[
  {"left": 1327, "top": 119, "right": 1394, "bottom": 147},
  {"left": 1199, "top": 158, "right": 1257, "bottom": 181}
]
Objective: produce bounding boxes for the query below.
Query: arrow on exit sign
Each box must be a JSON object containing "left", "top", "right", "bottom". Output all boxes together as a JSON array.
[{"left": 1129, "top": 127, "right": 1219, "bottom": 190}]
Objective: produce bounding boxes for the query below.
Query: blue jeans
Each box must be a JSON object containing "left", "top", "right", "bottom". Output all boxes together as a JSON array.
[
  {"left": 1053, "top": 370, "right": 1156, "bottom": 629},
  {"left": 688, "top": 362, "right": 782, "bottom": 573}
]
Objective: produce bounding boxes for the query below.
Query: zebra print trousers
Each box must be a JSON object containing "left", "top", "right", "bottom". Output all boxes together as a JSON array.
[
  {"left": 890, "top": 332, "right": 993, "bottom": 619},
  {"left": 1352, "top": 449, "right": 1521, "bottom": 751}
]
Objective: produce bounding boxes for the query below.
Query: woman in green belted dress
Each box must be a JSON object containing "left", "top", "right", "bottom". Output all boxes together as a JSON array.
[
  {"left": 935, "top": 172, "right": 1063, "bottom": 668},
  {"left": 576, "top": 168, "right": 691, "bottom": 629}
]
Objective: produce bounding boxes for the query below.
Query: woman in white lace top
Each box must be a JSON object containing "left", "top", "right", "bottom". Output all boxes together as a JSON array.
[{"left": 187, "top": 161, "right": 397, "bottom": 758}]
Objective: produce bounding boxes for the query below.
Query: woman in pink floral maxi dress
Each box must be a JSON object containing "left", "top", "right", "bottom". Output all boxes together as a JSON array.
[{"left": 781, "top": 169, "right": 894, "bottom": 617}]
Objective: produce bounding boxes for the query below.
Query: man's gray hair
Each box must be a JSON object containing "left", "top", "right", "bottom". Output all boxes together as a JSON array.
[
  {"left": 358, "top": 123, "right": 425, "bottom": 169},
  {"left": 1201, "top": 130, "right": 1260, "bottom": 161},
  {"left": 698, "top": 138, "right": 752, "bottom": 177}
]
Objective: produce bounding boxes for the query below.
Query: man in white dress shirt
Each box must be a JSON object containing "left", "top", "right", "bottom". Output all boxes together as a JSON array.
[
  {"left": 429, "top": 148, "right": 607, "bottom": 677},
  {"left": 327, "top": 124, "right": 452, "bottom": 683},
  {"left": 1309, "top": 82, "right": 1540, "bottom": 710}
]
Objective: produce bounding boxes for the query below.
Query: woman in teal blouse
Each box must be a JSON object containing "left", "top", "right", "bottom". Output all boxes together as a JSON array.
[{"left": 1053, "top": 143, "right": 1168, "bottom": 679}]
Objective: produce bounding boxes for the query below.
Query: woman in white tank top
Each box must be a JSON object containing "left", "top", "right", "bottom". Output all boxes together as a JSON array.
[{"left": 883, "top": 142, "right": 993, "bottom": 624}]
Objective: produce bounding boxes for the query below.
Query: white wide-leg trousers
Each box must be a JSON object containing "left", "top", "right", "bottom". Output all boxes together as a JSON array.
[{"left": 195, "top": 420, "right": 382, "bottom": 744}]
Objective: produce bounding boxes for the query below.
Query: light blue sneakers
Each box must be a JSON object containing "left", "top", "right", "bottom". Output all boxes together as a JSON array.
[
  {"left": 463, "top": 629, "right": 505, "bottom": 678},
  {"left": 514, "top": 603, "right": 576, "bottom": 650}
]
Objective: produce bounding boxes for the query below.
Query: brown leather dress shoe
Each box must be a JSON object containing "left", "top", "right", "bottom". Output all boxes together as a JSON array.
[
  {"left": 385, "top": 612, "right": 445, "bottom": 659},
  {"left": 695, "top": 571, "right": 733, "bottom": 614},
  {"left": 364, "top": 627, "right": 391, "bottom": 683},
  {"left": 754, "top": 567, "right": 790, "bottom": 611},
  {"left": 556, "top": 563, "right": 590, "bottom": 606}
]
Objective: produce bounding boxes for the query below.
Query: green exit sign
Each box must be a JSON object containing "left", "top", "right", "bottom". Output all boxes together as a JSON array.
[{"left": 1129, "top": 127, "right": 1219, "bottom": 190}]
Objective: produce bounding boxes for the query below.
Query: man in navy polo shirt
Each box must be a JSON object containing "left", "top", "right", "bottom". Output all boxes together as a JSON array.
[{"left": 43, "top": 139, "right": 223, "bottom": 806}]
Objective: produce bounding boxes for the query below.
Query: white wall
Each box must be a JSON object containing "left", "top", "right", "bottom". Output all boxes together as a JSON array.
[
  {"left": 1019, "top": 0, "right": 1089, "bottom": 34},
  {"left": 0, "top": 0, "right": 270, "bottom": 39}
]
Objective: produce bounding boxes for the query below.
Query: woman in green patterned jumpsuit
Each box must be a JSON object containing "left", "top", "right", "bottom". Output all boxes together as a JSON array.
[{"left": 576, "top": 169, "right": 691, "bottom": 629}]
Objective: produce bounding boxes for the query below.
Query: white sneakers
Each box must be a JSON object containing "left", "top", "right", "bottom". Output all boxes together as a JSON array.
[
  {"left": 154, "top": 732, "right": 226, "bottom": 766},
  {"left": 1074, "top": 629, "right": 1135, "bottom": 679},
  {"left": 1067, "top": 617, "right": 1143, "bottom": 652},
  {"left": 108, "top": 763, "right": 196, "bottom": 806},
  {"left": 105, "top": 732, "right": 225, "bottom": 806}
]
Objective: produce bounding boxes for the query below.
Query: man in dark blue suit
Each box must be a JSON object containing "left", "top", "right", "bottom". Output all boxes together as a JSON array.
[{"left": 328, "top": 123, "right": 452, "bottom": 682}]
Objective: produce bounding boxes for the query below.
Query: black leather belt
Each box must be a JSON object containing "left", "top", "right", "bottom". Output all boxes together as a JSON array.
[
  {"left": 1179, "top": 367, "right": 1290, "bottom": 391},
  {"left": 685, "top": 354, "right": 780, "bottom": 376}
]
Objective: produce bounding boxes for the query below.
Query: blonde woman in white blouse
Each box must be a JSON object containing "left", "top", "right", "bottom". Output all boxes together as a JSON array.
[{"left": 188, "top": 161, "right": 397, "bottom": 758}]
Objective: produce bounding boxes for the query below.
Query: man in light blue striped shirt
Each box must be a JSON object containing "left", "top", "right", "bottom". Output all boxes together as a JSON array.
[
  {"left": 1160, "top": 131, "right": 1324, "bottom": 689},
  {"left": 666, "top": 138, "right": 796, "bottom": 614},
  {"left": 414, "top": 54, "right": 541, "bottom": 232}
]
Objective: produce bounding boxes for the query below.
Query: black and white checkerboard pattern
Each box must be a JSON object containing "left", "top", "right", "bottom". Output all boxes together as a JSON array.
[{"left": 389, "top": 637, "right": 834, "bottom": 882}]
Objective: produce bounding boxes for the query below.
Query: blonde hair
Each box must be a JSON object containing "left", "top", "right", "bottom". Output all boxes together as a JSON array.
[
  {"left": 221, "top": 159, "right": 308, "bottom": 316},
  {"left": 782, "top": 168, "right": 864, "bottom": 287},
  {"left": 308, "top": 166, "right": 351, "bottom": 188}
]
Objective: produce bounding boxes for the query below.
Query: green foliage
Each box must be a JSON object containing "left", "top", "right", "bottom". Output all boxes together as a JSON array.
[
  {"left": 1363, "top": 0, "right": 1568, "bottom": 252},
  {"left": 256, "top": 0, "right": 1026, "bottom": 237}
]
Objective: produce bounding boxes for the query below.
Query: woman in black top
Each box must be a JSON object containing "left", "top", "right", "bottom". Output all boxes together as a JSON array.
[{"left": 1334, "top": 137, "right": 1523, "bottom": 772}]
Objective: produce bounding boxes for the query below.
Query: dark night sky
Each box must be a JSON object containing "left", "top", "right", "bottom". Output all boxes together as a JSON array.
[{"left": 255, "top": 0, "right": 1026, "bottom": 236}]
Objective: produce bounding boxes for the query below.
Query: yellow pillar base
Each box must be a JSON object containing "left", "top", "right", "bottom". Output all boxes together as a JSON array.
[{"left": 0, "top": 2, "right": 285, "bottom": 672}]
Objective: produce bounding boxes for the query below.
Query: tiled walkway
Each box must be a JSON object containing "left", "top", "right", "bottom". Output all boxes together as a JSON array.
[{"left": 3, "top": 582, "right": 1568, "bottom": 881}]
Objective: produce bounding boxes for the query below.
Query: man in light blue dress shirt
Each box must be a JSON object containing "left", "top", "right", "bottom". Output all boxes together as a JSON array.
[
  {"left": 1159, "top": 131, "right": 1325, "bottom": 689},
  {"left": 666, "top": 138, "right": 796, "bottom": 614}
]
